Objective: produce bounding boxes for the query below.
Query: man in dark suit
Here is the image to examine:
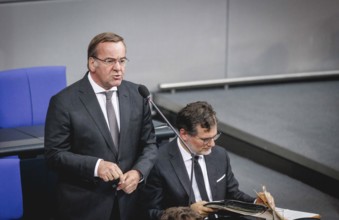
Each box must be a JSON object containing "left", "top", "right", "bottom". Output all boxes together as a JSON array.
[
  {"left": 141, "top": 101, "right": 260, "bottom": 220},
  {"left": 44, "top": 32, "right": 158, "bottom": 220}
]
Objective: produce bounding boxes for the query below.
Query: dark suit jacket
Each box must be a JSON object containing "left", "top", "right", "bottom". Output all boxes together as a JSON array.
[
  {"left": 141, "top": 139, "right": 255, "bottom": 220},
  {"left": 44, "top": 74, "right": 158, "bottom": 220}
]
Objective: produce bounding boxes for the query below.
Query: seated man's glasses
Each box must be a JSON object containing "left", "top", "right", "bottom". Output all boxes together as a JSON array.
[
  {"left": 92, "top": 56, "right": 129, "bottom": 67},
  {"left": 194, "top": 131, "right": 221, "bottom": 144}
]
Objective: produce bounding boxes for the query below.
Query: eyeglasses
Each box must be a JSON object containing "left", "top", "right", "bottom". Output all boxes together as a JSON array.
[
  {"left": 194, "top": 131, "right": 221, "bottom": 144},
  {"left": 92, "top": 56, "right": 129, "bottom": 67}
]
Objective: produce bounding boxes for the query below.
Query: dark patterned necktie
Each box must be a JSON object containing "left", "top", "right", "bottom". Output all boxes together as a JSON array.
[{"left": 193, "top": 155, "right": 209, "bottom": 201}]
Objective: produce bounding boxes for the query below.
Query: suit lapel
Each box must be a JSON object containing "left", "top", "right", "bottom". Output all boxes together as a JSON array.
[
  {"left": 204, "top": 152, "right": 219, "bottom": 201},
  {"left": 168, "top": 142, "right": 193, "bottom": 200},
  {"left": 78, "top": 74, "right": 118, "bottom": 158},
  {"left": 116, "top": 82, "right": 130, "bottom": 151}
]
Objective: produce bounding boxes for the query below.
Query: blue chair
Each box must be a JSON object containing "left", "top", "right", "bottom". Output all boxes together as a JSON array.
[
  {"left": 0, "top": 66, "right": 66, "bottom": 219},
  {"left": 0, "top": 68, "right": 32, "bottom": 128},
  {"left": 27, "top": 66, "right": 66, "bottom": 125},
  {"left": 0, "top": 156, "right": 23, "bottom": 220},
  {"left": 0, "top": 66, "right": 66, "bottom": 128}
]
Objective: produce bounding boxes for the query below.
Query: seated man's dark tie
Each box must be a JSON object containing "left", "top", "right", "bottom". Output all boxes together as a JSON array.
[{"left": 193, "top": 155, "right": 209, "bottom": 201}]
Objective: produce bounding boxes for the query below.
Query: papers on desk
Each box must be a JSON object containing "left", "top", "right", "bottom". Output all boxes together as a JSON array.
[
  {"left": 204, "top": 200, "right": 321, "bottom": 220},
  {"left": 255, "top": 185, "right": 320, "bottom": 220},
  {"left": 275, "top": 207, "right": 320, "bottom": 220}
]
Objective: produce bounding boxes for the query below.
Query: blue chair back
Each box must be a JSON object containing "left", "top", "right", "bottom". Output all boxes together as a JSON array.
[
  {"left": 27, "top": 66, "right": 66, "bottom": 125},
  {"left": 0, "top": 68, "right": 32, "bottom": 128},
  {"left": 0, "top": 66, "right": 66, "bottom": 128}
]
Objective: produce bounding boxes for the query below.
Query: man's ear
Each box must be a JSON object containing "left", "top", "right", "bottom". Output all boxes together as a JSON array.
[
  {"left": 179, "top": 128, "right": 189, "bottom": 141},
  {"left": 88, "top": 57, "right": 97, "bottom": 72}
]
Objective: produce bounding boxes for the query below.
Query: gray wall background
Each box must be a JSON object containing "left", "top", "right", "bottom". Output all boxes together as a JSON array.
[{"left": 0, "top": 0, "right": 338, "bottom": 92}]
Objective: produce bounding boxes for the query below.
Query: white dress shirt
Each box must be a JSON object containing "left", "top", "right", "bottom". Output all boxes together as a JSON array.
[
  {"left": 88, "top": 74, "right": 120, "bottom": 129},
  {"left": 88, "top": 73, "right": 120, "bottom": 177},
  {"left": 177, "top": 138, "right": 213, "bottom": 202}
]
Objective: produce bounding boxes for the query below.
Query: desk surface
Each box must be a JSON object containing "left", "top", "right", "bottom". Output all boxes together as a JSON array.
[
  {"left": 0, "top": 120, "right": 175, "bottom": 156},
  {"left": 0, "top": 126, "right": 44, "bottom": 156}
]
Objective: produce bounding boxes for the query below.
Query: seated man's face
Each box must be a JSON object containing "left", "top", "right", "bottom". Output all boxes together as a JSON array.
[{"left": 188, "top": 124, "right": 218, "bottom": 155}]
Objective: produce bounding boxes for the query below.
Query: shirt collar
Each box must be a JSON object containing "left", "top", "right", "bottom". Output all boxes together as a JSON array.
[
  {"left": 177, "top": 138, "right": 194, "bottom": 162},
  {"left": 88, "top": 73, "right": 117, "bottom": 94}
]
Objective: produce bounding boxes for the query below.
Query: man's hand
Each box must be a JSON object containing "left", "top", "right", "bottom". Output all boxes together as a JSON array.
[
  {"left": 190, "top": 201, "right": 215, "bottom": 217},
  {"left": 117, "top": 170, "right": 141, "bottom": 194},
  {"left": 255, "top": 192, "right": 267, "bottom": 205},
  {"left": 97, "top": 160, "right": 124, "bottom": 183}
]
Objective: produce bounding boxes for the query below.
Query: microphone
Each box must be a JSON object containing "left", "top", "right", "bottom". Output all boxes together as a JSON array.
[
  {"left": 138, "top": 85, "right": 196, "bottom": 204},
  {"left": 138, "top": 85, "right": 195, "bottom": 156}
]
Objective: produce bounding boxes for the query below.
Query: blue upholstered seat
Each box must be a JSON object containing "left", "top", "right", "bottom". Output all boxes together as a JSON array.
[{"left": 0, "top": 156, "right": 23, "bottom": 220}]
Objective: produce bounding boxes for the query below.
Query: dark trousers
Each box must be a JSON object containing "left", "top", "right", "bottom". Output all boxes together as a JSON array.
[{"left": 110, "top": 196, "right": 120, "bottom": 220}]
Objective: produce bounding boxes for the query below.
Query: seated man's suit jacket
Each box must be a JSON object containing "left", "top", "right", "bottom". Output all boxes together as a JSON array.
[{"left": 141, "top": 139, "right": 255, "bottom": 220}]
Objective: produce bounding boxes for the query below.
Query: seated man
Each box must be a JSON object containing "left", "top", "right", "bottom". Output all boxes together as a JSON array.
[{"left": 141, "top": 101, "right": 262, "bottom": 220}]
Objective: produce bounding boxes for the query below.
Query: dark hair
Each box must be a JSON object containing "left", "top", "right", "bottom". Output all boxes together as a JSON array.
[
  {"left": 87, "top": 32, "right": 126, "bottom": 69},
  {"left": 176, "top": 101, "right": 217, "bottom": 136},
  {"left": 160, "top": 207, "right": 203, "bottom": 220}
]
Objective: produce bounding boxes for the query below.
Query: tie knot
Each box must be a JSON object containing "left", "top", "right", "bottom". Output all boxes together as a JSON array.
[
  {"left": 104, "top": 91, "right": 114, "bottom": 100},
  {"left": 193, "top": 155, "right": 201, "bottom": 162}
]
